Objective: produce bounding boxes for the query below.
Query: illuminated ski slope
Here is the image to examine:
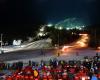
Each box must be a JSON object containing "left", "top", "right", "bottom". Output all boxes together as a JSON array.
[{"left": 0, "top": 38, "right": 52, "bottom": 53}]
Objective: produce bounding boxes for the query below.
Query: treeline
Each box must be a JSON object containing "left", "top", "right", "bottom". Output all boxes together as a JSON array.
[
  {"left": 46, "top": 26, "right": 80, "bottom": 46},
  {"left": 85, "top": 24, "right": 100, "bottom": 48}
]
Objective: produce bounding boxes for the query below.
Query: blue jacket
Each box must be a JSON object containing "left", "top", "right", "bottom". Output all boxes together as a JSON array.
[{"left": 91, "top": 75, "right": 98, "bottom": 80}]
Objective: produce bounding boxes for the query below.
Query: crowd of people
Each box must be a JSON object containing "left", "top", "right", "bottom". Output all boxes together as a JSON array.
[
  {"left": 0, "top": 62, "right": 23, "bottom": 71},
  {"left": 0, "top": 53, "right": 100, "bottom": 80}
]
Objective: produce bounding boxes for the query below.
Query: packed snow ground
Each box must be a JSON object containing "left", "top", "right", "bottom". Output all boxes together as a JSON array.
[{"left": 0, "top": 48, "right": 99, "bottom": 64}]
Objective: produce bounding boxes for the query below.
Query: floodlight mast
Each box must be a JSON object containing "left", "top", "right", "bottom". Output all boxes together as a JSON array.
[
  {"left": 0, "top": 34, "right": 3, "bottom": 49},
  {"left": 0, "top": 34, "right": 3, "bottom": 53},
  {"left": 56, "top": 26, "right": 63, "bottom": 56}
]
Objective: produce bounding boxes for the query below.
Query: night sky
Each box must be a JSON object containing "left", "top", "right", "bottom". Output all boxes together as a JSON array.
[{"left": 0, "top": 0, "right": 100, "bottom": 36}]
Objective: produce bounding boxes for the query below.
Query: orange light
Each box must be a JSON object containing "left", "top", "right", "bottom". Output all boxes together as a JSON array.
[
  {"left": 79, "top": 34, "right": 88, "bottom": 36},
  {"left": 97, "top": 47, "right": 100, "bottom": 50},
  {"left": 62, "top": 46, "right": 68, "bottom": 52},
  {"left": 76, "top": 41, "right": 85, "bottom": 47}
]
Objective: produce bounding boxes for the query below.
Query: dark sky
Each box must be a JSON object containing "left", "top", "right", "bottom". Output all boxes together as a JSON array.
[{"left": 0, "top": 0, "right": 100, "bottom": 35}]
